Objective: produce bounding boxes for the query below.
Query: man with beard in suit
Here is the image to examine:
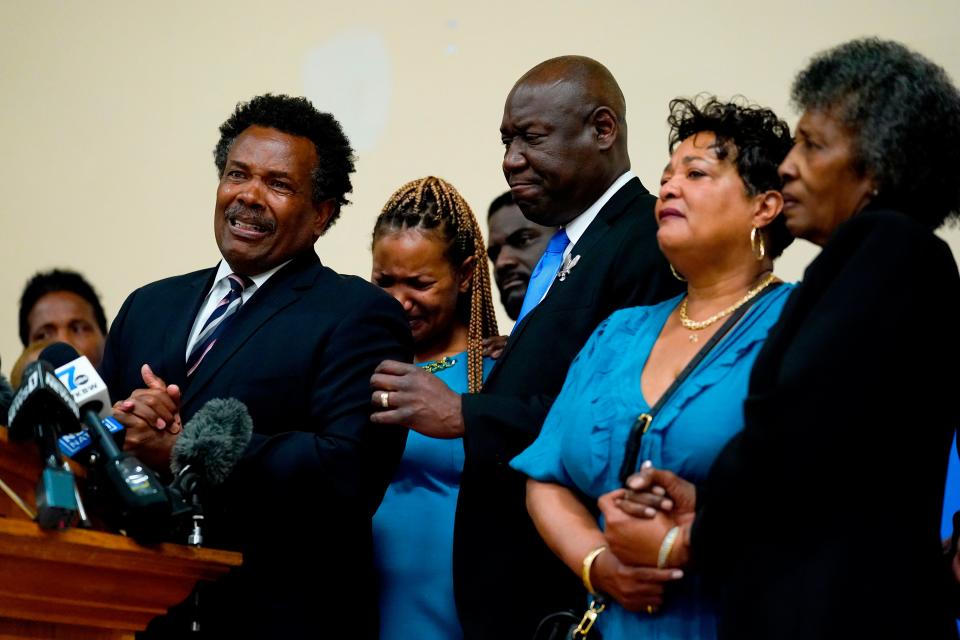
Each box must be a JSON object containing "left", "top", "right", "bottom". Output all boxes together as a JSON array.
[{"left": 486, "top": 191, "right": 557, "bottom": 321}]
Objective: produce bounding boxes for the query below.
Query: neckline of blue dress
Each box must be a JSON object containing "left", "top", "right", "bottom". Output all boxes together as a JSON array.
[{"left": 624, "top": 287, "right": 790, "bottom": 423}]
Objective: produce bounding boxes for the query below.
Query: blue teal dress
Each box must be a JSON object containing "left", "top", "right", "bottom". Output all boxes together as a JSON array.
[
  {"left": 373, "top": 351, "right": 494, "bottom": 640},
  {"left": 511, "top": 285, "right": 793, "bottom": 640}
]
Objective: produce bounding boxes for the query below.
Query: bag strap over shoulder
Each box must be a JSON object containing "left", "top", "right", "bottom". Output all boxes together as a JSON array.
[{"left": 618, "top": 282, "right": 782, "bottom": 486}]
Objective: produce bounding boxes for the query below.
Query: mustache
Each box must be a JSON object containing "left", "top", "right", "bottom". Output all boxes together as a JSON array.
[{"left": 224, "top": 202, "right": 276, "bottom": 232}]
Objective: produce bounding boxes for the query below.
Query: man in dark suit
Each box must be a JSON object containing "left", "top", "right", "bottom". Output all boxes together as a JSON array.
[
  {"left": 100, "top": 94, "right": 411, "bottom": 637},
  {"left": 370, "top": 56, "right": 683, "bottom": 638}
]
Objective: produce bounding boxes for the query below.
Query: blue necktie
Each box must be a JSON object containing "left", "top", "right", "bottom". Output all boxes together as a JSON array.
[
  {"left": 516, "top": 229, "right": 570, "bottom": 323},
  {"left": 186, "top": 273, "right": 253, "bottom": 376}
]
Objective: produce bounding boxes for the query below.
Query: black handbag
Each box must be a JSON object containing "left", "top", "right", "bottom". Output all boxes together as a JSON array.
[{"left": 533, "top": 283, "right": 781, "bottom": 640}]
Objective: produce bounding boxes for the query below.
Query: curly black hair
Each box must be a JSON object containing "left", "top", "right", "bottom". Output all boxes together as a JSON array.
[
  {"left": 487, "top": 191, "right": 515, "bottom": 218},
  {"left": 791, "top": 38, "right": 960, "bottom": 228},
  {"left": 213, "top": 94, "right": 356, "bottom": 230},
  {"left": 19, "top": 269, "right": 108, "bottom": 346},
  {"left": 667, "top": 96, "right": 795, "bottom": 258}
]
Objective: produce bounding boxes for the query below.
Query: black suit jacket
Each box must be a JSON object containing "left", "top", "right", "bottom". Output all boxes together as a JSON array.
[
  {"left": 693, "top": 210, "right": 960, "bottom": 639},
  {"left": 100, "top": 249, "right": 412, "bottom": 638},
  {"left": 455, "top": 177, "right": 684, "bottom": 638}
]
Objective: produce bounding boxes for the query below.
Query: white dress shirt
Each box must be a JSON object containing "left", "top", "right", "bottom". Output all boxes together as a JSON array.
[
  {"left": 538, "top": 170, "right": 637, "bottom": 301},
  {"left": 184, "top": 259, "right": 291, "bottom": 359}
]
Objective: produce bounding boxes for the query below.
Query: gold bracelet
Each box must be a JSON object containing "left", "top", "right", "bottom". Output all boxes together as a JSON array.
[
  {"left": 581, "top": 545, "right": 607, "bottom": 594},
  {"left": 657, "top": 526, "right": 681, "bottom": 569}
]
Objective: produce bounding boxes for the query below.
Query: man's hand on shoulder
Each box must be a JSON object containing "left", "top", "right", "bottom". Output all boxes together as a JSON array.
[
  {"left": 112, "top": 364, "right": 182, "bottom": 471},
  {"left": 482, "top": 335, "right": 508, "bottom": 360},
  {"left": 370, "top": 360, "right": 465, "bottom": 439}
]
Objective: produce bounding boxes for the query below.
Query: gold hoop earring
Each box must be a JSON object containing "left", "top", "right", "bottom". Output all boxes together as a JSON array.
[
  {"left": 669, "top": 263, "right": 687, "bottom": 282},
  {"left": 750, "top": 227, "right": 766, "bottom": 261}
]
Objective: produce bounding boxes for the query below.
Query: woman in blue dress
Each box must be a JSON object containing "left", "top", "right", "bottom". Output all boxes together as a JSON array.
[
  {"left": 511, "top": 98, "right": 795, "bottom": 639},
  {"left": 369, "top": 176, "right": 499, "bottom": 640}
]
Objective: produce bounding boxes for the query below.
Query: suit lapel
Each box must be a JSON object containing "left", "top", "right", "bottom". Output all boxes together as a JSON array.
[
  {"left": 567, "top": 177, "right": 647, "bottom": 259},
  {"left": 181, "top": 252, "right": 320, "bottom": 407},
  {"left": 488, "top": 178, "right": 648, "bottom": 380},
  {"left": 164, "top": 269, "right": 216, "bottom": 385}
]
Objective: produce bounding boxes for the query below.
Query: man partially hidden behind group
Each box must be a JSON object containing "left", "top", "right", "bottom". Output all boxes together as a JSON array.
[
  {"left": 9, "top": 269, "right": 108, "bottom": 387},
  {"left": 100, "top": 94, "right": 411, "bottom": 637},
  {"left": 370, "top": 56, "right": 683, "bottom": 637},
  {"left": 18, "top": 269, "right": 108, "bottom": 362},
  {"left": 486, "top": 191, "right": 557, "bottom": 321}
]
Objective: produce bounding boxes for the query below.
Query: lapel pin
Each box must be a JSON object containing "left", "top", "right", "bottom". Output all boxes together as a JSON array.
[{"left": 557, "top": 254, "right": 580, "bottom": 282}]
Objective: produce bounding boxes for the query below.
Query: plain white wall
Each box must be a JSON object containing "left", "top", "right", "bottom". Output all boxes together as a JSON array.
[{"left": 2, "top": 0, "right": 959, "bottom": 369}]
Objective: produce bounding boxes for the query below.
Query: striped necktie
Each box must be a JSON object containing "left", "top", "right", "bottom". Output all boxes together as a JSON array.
[
  {"left": 515, "top": 229, "right": 570, "bottom": 323},
  {"left": 186, "top": 273, "right": 253, "bottom": 376}
]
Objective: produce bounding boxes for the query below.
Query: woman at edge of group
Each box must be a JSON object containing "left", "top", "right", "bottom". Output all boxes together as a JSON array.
[
  {"left": 369, "top": 176, "right": 499, "bottom": 640},
  {"left": 604, "top": 38, "right": 960, "bottom": 640},
  {"left": 510, "top": 97, "right": 795, "bottom": 639}
]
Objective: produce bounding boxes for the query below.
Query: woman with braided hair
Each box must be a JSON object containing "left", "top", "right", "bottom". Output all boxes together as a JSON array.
[{"left": 369, "top": 176, "right": 498, "bottom": 640}]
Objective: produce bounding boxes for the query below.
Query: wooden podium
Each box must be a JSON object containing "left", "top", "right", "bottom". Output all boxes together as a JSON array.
[{"left": 0, "top": 432, "right": 242, "bottom": 639}]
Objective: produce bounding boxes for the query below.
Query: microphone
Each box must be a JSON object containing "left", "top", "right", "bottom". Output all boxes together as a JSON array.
[
  {"left": 45, "top": 347, "right": 125, "bottom": 460},
  {"left": 40, "top": 343, "right": 171, "bottom": 540},
  {"left": 58, "top": 416, "right": 124, "bottom": 459},
  {"left": 7, "top": 360, "right": 80, "bottom": 441},
  {"left": 6, "top": 359, "right": 82, "bottom": 529},
  {"left": 45, "top": 343, "right": 112, "bottom": 419},
  {"left": 0, "top": 373, "right": 13, "bottom": 426},
  {"left": 168, "top": 398, "right": 253, "bottom": 546},
  {"left": 170, "top": 398, "right": 253, "bottom": 485}
]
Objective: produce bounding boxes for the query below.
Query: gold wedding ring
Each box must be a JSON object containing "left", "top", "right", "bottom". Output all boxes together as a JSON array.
[{"left": 379, "top": 391, "right": 389, "bottom": 409}]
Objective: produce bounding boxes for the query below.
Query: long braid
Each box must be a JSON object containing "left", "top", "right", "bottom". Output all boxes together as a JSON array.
[{"left": 373, "top": 177, "right": 498, "bottom": 393}]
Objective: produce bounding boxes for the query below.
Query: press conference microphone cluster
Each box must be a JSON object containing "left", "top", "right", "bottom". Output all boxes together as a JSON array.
[
  {"left": 5, "top": 341, "right": 254, "bottom": 545},
  {"left": 40, "top": 343, "right": 173, "bottom": 541}
]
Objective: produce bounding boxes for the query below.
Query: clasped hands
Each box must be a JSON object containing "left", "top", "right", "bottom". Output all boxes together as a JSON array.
[
  {"left": 600, "top": 461, "right": 697, "bottom": 567},
  {"left": 592, "top": 462, "right": 698, "bottom": 611},
  {"left": 111, "top": 364, "right": 182, "bottom": 472}
]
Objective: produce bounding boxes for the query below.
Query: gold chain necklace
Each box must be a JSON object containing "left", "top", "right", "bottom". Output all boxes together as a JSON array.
[
  {"left": 420, "top": 355, "right": 457, "bottom": 374},
  {"left": 679, "top": 273, "right": 776, "bottom": 343}
]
